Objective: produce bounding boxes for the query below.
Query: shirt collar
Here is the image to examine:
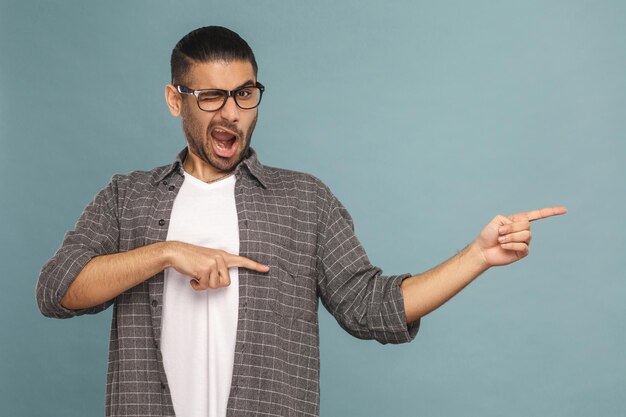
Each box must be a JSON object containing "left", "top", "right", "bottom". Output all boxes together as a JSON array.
[
  {"left": 155, "top": 147, "right": 269, "bottom": 189},
  {"left": 237, "top": 147, "right": 269, "bottom": 189}
]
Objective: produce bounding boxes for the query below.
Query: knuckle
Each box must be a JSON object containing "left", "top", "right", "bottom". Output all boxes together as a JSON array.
[{"left": 202, "top": 258, "right": 217, "bottom": 275}]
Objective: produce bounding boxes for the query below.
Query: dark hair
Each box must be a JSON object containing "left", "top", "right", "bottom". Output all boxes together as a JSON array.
[{"left": 170, "top": 26, "right": 258, "bottom": 84}]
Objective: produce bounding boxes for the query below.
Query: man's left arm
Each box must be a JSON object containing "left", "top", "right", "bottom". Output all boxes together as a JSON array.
[{"left": 400, "top": 206, "right": 568, "bottom": 323}]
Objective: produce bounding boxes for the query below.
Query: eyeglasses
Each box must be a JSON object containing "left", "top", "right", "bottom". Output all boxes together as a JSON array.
[{"left": 176, "top": 82, "right": 265, "bottom": 112}]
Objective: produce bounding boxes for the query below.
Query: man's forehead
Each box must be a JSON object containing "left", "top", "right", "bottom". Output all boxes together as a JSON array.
[{"left": 186, "top": 59, "right": 256, "bottom": 88}]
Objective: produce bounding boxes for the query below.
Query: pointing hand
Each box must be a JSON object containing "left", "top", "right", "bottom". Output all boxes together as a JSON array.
[
  {"left": 167, "top": 241, "right": 270, "bottom": 290},
  {"left": 475, "top": 206, "right": 568, "bottom": 267}
]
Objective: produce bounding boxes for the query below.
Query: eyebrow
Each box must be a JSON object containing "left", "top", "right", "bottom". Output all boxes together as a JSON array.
[
  {"left": 233, "top": 79, "right": 256, "bottom": 89},
  {"left": 192, "top": 80, "right": 256, "bottom": 91}
]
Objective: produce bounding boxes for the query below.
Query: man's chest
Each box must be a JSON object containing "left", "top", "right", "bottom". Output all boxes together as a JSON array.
[{"left": 118, "top": 177, "right": 322, "bottom": 321}]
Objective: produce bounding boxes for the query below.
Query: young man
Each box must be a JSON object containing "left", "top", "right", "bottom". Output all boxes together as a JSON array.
[{"left": 37, "top": 26, "right": 566, "bottom": 417}]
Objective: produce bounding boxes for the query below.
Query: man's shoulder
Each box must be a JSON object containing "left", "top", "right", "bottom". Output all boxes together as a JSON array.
[
  {"left": 109, "top": 163, "right": 173, "bottom": 187},
  {"left": 258, "top": 164, "right": 330, "bottom": 194},
  {"left": 97, "top": 163, "right": 175, "bottom": 202}
]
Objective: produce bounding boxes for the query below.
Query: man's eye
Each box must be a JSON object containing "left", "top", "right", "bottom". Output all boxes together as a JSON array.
[
  {"left": 236, "top": 89, "right": 253, "bottom": 99},
  {"left": 198, "top": 91, "right": 224, "bottom": 102}
]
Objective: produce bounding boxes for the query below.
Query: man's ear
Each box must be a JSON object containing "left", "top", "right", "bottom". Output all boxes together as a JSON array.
[{"left": 165, "top": 84, "right": 182, "bottom": 117}]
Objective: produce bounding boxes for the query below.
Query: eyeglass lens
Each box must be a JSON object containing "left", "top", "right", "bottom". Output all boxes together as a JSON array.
[{"left": 197, "top": 87, "right": 262, "bottom": 111}]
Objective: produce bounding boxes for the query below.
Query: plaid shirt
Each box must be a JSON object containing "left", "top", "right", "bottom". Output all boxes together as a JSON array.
[{"left": 37, "top": 148, "right": 420, "bottom": 417}]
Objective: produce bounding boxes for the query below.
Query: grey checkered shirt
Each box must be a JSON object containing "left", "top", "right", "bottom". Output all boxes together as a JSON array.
[{"left": 37, "top": 147, "right": 420, "bottom": 417}]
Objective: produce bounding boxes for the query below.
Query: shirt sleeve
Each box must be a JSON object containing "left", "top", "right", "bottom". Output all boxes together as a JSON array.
[
  {"left": 36, "top": 176, "right": 122, "bottom": 319},
  {"left": 315, "top": 183, "right": 420, "bottom": 344}
]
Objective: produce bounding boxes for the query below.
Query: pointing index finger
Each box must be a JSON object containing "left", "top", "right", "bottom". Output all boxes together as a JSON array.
[
  {"left": 510, "top": 206, "right": 568, "bottom": 222},
  {"left": 226, "top": 254, "right": 270, "bottom": 273}
]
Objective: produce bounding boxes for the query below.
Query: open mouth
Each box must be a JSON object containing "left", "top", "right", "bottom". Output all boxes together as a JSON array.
[{"left": 210, "top": 127, "right": 238, "bottom": 158}]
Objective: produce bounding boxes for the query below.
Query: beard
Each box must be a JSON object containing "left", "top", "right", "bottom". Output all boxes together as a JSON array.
[{"left": 181, "top": 104, "right": 257, "bottom": 173}]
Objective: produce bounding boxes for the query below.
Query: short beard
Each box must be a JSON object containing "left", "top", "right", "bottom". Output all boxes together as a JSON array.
[{"left": 181, "top": 103, "right": 257, "bottom": 173}]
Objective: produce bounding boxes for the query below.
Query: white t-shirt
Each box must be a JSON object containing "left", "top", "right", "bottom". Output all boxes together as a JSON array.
[{"left": 160, "top": 172, "right": 239, "bottom": 417}]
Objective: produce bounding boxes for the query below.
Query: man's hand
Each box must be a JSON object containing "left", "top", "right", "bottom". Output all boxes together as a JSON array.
[
  {"left": 474, "top": 206, "right": 568, "bottom": 268},
  {"left": 167, "top": 241, "right": 270, "bottom": 291},
  {"left": 401, "top": 205, "right": 567, "bottom": 322}
]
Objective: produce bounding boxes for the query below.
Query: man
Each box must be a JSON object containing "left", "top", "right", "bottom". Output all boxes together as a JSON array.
[{"left": 37, "top": 26, "right": 566, "bottom": 417}]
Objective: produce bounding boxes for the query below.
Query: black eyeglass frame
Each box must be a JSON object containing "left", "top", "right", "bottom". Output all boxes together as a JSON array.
[{"left": 176, "top": 82, "right": 265, "bottom": 112}]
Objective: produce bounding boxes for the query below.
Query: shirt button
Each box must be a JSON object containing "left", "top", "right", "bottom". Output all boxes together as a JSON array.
[
  {"left": 151, "top": 299, "right": 158, "bottom": 308},
  {"left": 158, "top": 219, "right": 165, "bottom": 226},
  {"left": 161, "top": 382, "right": 167, "bottom": 390},
  {"left": 162, "top": 180, "right": 168, "bottom": 185},
  {"left": 154, "top": 340, "right": 159, "bottom": 349},
  {"left": 168, "top": 185, "right": 175, "bottom": 191}
]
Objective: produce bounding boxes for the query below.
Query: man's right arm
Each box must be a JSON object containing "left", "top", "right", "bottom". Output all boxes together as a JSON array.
[
  {"left": 60, "top": 241, "right": 269, "bottom": 310},
  {"left": 37, "top": 178, "right": 123, "bottom": 318},
  {"left": 59, "top": 242, "right": 171, "bottom": 310},
  {"left": 37, "top": 176, "right": 268, "bottom": 318}
]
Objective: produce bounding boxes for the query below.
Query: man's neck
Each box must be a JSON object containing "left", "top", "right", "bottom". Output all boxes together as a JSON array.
[{"left": 183, "top": 153, "right": 235, "bottom": 183}]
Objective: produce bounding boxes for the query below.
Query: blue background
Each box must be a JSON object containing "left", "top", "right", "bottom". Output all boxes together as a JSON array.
[{"left": 1, "top": 1, "right": 625, "bottom": 416}]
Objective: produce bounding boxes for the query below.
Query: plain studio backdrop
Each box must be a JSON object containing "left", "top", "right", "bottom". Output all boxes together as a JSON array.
[{"left": 1, "top": 1, "right": 624, "bottom": 416}]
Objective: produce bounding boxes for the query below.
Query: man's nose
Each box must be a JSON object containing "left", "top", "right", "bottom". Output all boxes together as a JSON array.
[{"left": 218, "top": 95, "right": 240, "bottom": 122}]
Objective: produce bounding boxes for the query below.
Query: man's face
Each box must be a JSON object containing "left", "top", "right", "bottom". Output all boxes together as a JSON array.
[{"left": 177, "top": 60, "right": 258, "bottom": 174}]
